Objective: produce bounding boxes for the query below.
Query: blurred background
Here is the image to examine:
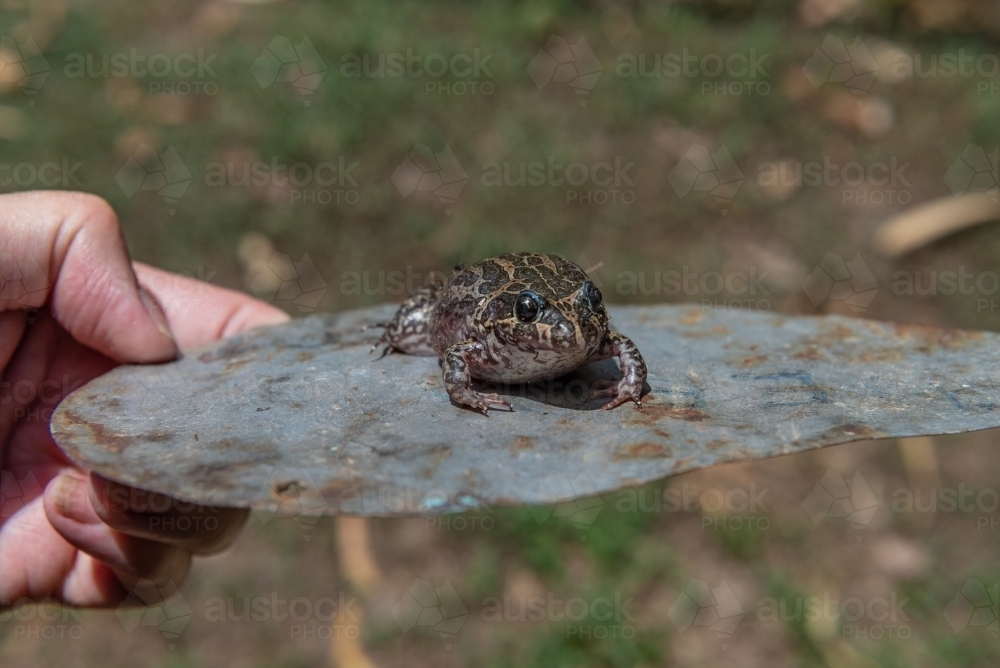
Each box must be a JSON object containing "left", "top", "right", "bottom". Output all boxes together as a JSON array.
[{"left": 2, "top": 0, "right": 1000, "bottom": 665}]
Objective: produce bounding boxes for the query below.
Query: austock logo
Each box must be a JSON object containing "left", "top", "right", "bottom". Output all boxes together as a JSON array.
[
  {"left": 944, "top": 579, "right": 999, "bottom": 638},
  {"left": 801, "top": 469, "right": 880, "bottom": 539},
  {"left": 0, "top": 470, "right": 43, "bottom": 528},
  {"left": 338, "top": 48, "right": 494, "bottom": 97},
  {"left": 667, "top": 143, "right": 745, "bottom": 214},
  {"left": 802, "top": 252, "right": 879, "bottom": 312},
  {"left": 0, "top": 252, "right": 50, "bottom": 307},
  {"left": 667, "top": 579, "right": 744, "bottom": 650},
  {"left": 945, "top": 144, "right": 999, "bottom": 205},
  {"left": 0, "top": 35, "right": 51, "bottom": 105},
  {"left": 0, "top": 597, "right": 85, "bottom": 640},
  {"left": 1, "top": 159, "right": 83, "bottom": 190},
  {"left": 247, "top": 252, "right": 327, "bottom": 312},
  {"left": 391, "top": 143, "right": 468, "bottom": 214},
  {"left": 803, "top": 35, "right": 879, "bottom": 96},
  {"left": 758, "top": 591, "right": 911, "bottom": 639},
  {"left": 479, "top": 156, "right": 636, "bottom": 205},
  {"left": 62, "top": 48, "right": 218, "bottom": 96},
  {"left": 527, "top": 35, "right": 603, "bottom": 106},
  {"left": 527, "top": 472, "right": 604, "bottom": 540},
  {"left": 615, "top": 48, "right": 771, "bottom": 97},
  {"left": 115, "top": 580, "right": 193, "bottom": 650},
  {"left": 115, "top": 144, "right": 193, "bottom": 215},
  {"left": 251, "top": 35, "right": 327, "bottom": 104},
  {"left": 391, "top": 579, "right": 469, "bottom": 650}
]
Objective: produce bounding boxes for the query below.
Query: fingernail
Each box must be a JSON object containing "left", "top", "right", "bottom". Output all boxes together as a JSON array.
[
  {"left": 50, "top": 472, "right": 90, "bottom": 520},
  {"left": 138, "top": 286, "right": 177, "bottom": 347}
]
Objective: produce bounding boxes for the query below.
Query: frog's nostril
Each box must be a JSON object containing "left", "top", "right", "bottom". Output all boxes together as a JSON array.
[{"left": 554, "top": 321, "right": 573, "bottom": 339}]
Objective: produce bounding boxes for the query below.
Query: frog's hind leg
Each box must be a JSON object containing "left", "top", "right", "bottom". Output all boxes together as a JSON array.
[{"left": 368, "top": 285, "right": 440, "bottom": 357}]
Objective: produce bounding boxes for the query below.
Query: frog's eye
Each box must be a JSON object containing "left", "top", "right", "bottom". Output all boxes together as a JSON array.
[
  {"left": 515, "top": 291, "right": 542, "bottom": 323},
  {"left": 584, "top": 281, "right": 603, "bottom": 309}
]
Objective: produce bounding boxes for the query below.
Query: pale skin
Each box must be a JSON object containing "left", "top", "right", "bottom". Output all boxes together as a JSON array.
[{"left": 0, "top": 191, "right": 289, "bottom": 609}]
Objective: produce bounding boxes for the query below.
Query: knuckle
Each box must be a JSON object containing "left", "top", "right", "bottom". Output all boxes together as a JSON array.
[{"left": 73, "top": 195, "right": 120, "bottom": 238}]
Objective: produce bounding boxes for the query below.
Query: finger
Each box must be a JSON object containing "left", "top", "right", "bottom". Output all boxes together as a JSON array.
[
  {"left": 0, "top": 191, "right": 177, "bottom": 364},
  {"left": 0, "top": 492, "right": 128, "bottom": 607},
  {"left": 42, "top": 471, "right": 191, "bottom": 586},
  {"left": 133, "top": 262, "right": 289, "bottom": 349},
  {"left": 87, "top": 473, "right": 249, "bottom": 554}
]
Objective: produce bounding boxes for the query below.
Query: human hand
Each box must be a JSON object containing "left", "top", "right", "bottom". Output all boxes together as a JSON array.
[{"left": 0, "top": 191, "right": 289, "bottom": 608}]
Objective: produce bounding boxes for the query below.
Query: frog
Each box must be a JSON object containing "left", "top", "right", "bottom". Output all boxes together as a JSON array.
[{"left": 369, "top": 252, "right": 647, "bottom": 414}]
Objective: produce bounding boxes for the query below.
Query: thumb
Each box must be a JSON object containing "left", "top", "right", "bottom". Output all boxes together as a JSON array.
[{"left": 0, "top": 191, "right": 177, "bottom": 364}]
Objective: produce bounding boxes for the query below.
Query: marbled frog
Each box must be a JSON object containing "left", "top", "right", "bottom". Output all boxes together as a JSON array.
[{"left": 371, "top": 253, "right": 647, "bottom": 413}]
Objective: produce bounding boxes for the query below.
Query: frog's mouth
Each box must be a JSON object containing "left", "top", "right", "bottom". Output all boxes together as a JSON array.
[{"left": 526, "top": 320, "right": 594, "bottom": 354}]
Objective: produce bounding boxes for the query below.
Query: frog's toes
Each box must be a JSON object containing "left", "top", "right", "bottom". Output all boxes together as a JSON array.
[
  {"left": 600, "top": 380, "right": 643, "bottom": 410},
  {"left": 475, "top": 393, "right": 514, "bottom": 414},
  {"left": 451, "top": 389, "right": 513, "bottom": 415},
  {"left": 368, "top": 333, "right": 393, "bottom": 357},
  {"left": 370, "top": 344, "right": 395, "bottom": 359}
]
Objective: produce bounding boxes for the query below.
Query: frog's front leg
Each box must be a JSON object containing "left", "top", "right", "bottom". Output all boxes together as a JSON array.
[
  {"left": 442, "top": 340, "right": 513, "bottom": 414},
  {"left": 370, "top": 286, "right": 439, "bottom": 356},
  {"left": 589, "top": 331, "right": 647, "bottom": 409}
]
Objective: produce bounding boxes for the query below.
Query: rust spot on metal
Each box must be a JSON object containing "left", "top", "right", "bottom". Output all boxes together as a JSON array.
[
  {"left": 705, "top": 439, "right": 730, "bottom": 451},
  {"left": 889, "top": 323, "right": 982, "bottom": 352},
  {"left": 652, "top": 428, "right": 672, "bottom": 440},
  {"left": 430, "top": 445, "right": 452, "bottom": 464},
  {"left": 678, "top": 310, "right": 705, "bottom": 325},
  {"left": 614, "top": 442, "right": 673, "bottom": 460},
  {"left": 636, "top": 403, "right": 710, "bottom": 422},
  {"left": 682, "top": 325, "right": 731, "bottom": 339},
  {"left": 741, "top": 355, "right": 768, "bottom": 367},
  {"left": 513, "top": 436, "right": 535, "bottom": 451},
  {"left": 58, "top": 409, "right": 132, "bottom": 454},
  {"left": 859, "top": 349, "right": 904, "bottom": 363},
  {"left": 827, "top": 323, "right": 857, "bottom": 339},
  {"left": 722, "top": 446, "right": 756, "bottom": 461},
  {"left": 818, "top": 423, "right": 883, "bottom": 442},
  {"left": 671, "top": 457, "right": 694, "bottom": 472},
  {"left": 297, "top": 351, "right": 314, "bottom": 362},
  {"left": 274, "top": 480, "right": 306, "bottom": 497},
  {"left": 793, "top": 347, "right": 824, "bottom": 360}
]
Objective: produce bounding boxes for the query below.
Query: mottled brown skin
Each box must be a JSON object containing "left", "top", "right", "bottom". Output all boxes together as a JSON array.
[{"left": 371, "top": 253, "right": 647, "bottom": 413}]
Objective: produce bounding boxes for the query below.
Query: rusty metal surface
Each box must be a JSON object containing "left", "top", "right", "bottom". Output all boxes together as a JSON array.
[{"left": 50, "top": 305, "right": 1000, "bottom": 516}]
